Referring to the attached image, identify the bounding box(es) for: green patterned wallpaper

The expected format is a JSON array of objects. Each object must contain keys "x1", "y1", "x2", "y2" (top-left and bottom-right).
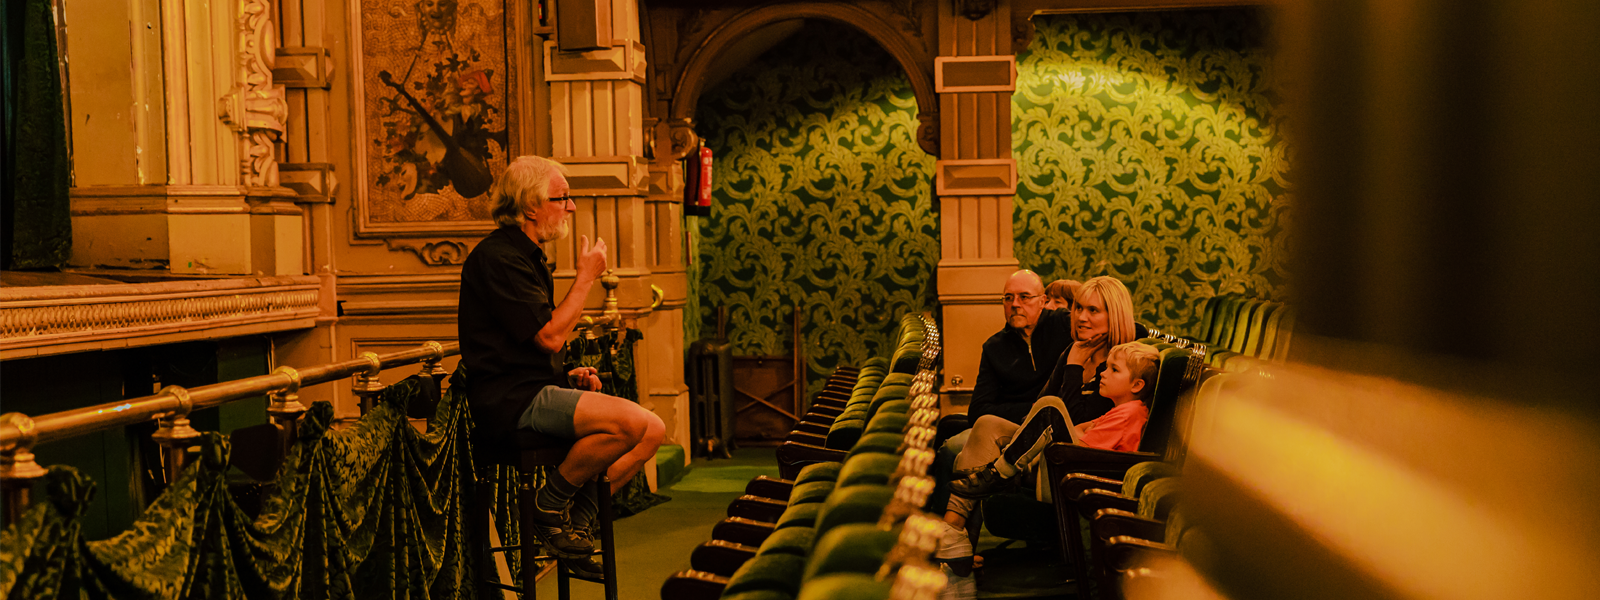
[
  {"x1": 693, "y1": 21, "x2": 938, "y2": 395},
  {"x1": 1014, "y1": 11, "x2": 1290, "y2": 335}
]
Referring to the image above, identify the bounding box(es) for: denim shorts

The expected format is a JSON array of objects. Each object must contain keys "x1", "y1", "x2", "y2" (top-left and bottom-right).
[{"x1": 516, "y1": 385, "x2": 585, "y2": 439}]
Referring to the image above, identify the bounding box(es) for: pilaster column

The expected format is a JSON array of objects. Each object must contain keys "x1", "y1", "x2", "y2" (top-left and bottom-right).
[
  {"x1": 65, "y1": 0, "x2": 298, "y2": 276},
  {"x1": 935, "y1": 0, "x2": 1020, "y2": 402}
]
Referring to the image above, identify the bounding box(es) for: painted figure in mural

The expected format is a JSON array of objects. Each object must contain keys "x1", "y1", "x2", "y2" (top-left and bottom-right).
[{"x1": 458, "y1": 156, "x2": 665, "y2": 577}]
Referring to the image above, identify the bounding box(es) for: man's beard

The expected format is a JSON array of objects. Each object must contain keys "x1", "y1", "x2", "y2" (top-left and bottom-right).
[{"x1": 534, "y1": 217, "x2": 570, "y2": 242}]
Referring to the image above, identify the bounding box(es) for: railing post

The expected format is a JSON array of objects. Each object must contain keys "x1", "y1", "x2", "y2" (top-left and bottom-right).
[
  {"x1": 0, "y1": 412, "x2": 48, "y2": 526},
  {"x1": 268, "y1": 366, "x2": 307, "y2": 450},
  {"x1": 149, "y1": 385, "x2": 202, "y2": 486},
  {"x1": 352, "y1": 352, "x2": 386, "y2": 413},
  {"x1": 421, "y1": 341, "x2": 450, "y2": 386}
]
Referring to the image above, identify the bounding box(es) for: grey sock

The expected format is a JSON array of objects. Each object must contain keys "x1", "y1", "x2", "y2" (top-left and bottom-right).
[
  {"x1": 536, "y1": 470, "x2": 582, "y2": 514},
  {"x1": 569, "y1": 484, "x2": 599, "y2": 532}
]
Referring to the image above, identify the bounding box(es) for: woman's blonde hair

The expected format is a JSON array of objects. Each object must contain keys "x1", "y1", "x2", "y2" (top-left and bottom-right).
[
  {"x1": 490, "y1": 156, "x2": 569, "y2": 227},
  {"x1": 1077, "y1": 276, "x2": 1137, "y2": 346}
]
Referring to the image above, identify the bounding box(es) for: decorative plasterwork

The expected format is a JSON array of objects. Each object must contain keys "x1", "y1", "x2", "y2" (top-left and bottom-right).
[
  {"x1": 238, "y1": 0, "x2": 289, "y2": 187},
  {"x1": 0, "y1": 276, "x2": 321, "y2": 359},
  {"x1": 383, "y1": 238, "x2": 474, "y2": 266}
]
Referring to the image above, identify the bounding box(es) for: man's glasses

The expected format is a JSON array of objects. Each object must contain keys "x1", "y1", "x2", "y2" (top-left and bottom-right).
[
  {"x1": 549, "y1": 195, "x2": 574, "y2": 205},
  {"x1": 1001, "y1": 293, "x2": 1041, "y2": 304}
]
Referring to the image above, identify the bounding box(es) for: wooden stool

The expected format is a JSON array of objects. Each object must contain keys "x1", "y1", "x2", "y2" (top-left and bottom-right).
[{"x1": 474, "y1": 429, "x2": 619, "y2": 600}]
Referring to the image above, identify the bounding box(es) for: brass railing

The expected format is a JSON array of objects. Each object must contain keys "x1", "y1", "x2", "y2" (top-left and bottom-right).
[{"x1": 0, "y1": 340, "x2": 459, "y2": 525}]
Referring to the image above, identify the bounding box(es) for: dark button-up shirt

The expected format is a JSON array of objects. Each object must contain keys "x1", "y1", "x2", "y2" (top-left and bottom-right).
[{"x1": 459, "y1": 226, "x2": 562, "y2": 441}]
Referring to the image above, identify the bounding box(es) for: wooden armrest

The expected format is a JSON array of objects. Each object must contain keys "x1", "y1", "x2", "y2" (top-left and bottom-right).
[
  {"x1": 801, "y1": 413, "x2": 836, "y2": 426},
  {"x1": 793, "y1": 421, "x2": 829, "y2": 436},
  {"x1": 1091, "y1": 508, "x2": 1166, "y2": 543},
  {"x1": 775, "y1": 439, "x2": 847, "y2": 479},
  {"x1": 661, "y1": 570, "x2": 729, "y2": 600},
  {"x1": 785, "y1": 430, "x2": 826, "y2": 446},
  {"x1": 811, "y1": 398, "x2": 848, "y2": 411},
  {"x1": 1103, "y1": 536, "x2": 1176, "y2": 572},
  {"x1": 1043, "y1": 443, "x2": 1160, "y2": 481},
  {"x1": 727, "y1": 494, "x2": 788, "y2": 523},
  {"x1": 690, "y1": 539, "x2": 758, "y2": 577},
  {"x1": 711, "y1": 517, "x2": 776, "y2": 546},
  {"x1": 810, "y1": 405, "x2": 843, "y2": 418},
  {"x1": 1058, "y1": 473, "x2": 1124, "y2": 502},
  {"x1": 1077, "y1": 488, "x2": 1139, "y2": 519},
  {"x1": 744, "y1": 476, "x2": 794, "y2": 501}
]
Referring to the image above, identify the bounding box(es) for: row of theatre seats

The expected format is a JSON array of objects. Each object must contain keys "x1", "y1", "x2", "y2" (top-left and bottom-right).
[
  {"x1": 662, "y1": 294, "x2": 1292, "y2": 600},
  {"x1": 662, "y1": 313, "x2": 951, "y2": 600}
]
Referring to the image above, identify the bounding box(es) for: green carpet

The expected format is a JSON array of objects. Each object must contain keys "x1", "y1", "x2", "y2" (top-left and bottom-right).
[{"x1": 669, "y1": 464, "x2": 781, "y2": 493}]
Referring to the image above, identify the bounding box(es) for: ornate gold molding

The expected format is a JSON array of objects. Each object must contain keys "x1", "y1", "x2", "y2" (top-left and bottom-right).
[
  {"x1": 0, "y1": 276, "x2": 321, "y2": 359},
  {"x1": 382, "y1": 238, "x2": 474, "y2": 266},
  {"x1": 238, "y1": 0, "x2": 288, "y2": 187}
]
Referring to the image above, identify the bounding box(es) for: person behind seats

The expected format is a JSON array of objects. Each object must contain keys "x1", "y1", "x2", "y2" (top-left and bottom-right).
[
  {"x1": 458, "y1": 155, "x2": 665, "y2": 577},
  {"x1": 1043, "y1": 279, "x2": 1081, "y2": 312}
]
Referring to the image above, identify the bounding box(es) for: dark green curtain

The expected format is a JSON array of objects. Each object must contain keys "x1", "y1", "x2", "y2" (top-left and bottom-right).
[
  {"x1": 564, "y1": 328, "x2": 671, "y2": 516},
  {"x1": 0, "y1": 375, "x2": 480, "y2": 599},
  {"x1": 3, "y1": 0, "x2": 72, "y2": 269}
]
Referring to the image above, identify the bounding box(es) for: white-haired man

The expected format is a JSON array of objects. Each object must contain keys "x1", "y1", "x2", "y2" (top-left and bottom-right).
[{"x1": 458, "y1": 155, "x2": 664, "y2": 577}]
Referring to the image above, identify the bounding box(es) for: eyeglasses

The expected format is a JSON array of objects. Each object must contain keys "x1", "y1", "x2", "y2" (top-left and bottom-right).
[
  {"x1": 548, "y1": 195, "x2": 574, "y2": 205},
  {"x1": 1001, "y1": 293, "x2": 1041, "y2": 304}
]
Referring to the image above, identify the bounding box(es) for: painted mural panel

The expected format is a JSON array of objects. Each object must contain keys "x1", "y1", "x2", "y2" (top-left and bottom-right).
[
  {"x1": 694, "y1": 22, "x2": 938, "y2": 394},
  {"x1": 354, "y1": 0, "x2": 512, "y2": 234},
  {"x1": 1014, "y1": 11, "x2": 1291, "y2": 335}
]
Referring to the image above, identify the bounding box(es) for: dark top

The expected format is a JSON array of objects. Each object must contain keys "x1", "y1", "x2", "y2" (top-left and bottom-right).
[
  {"x1": 1038, "y1": 322, "x2": 1153, "y2": 426},
  {"x1": 969, "y1": 309, "x2": 1074, "y2": 424},
  {"x1": 459, "y1": 226, "x2": 563, "y2": 441}
]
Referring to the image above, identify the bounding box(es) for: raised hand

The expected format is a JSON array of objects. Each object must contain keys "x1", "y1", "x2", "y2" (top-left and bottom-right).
[
  {"x1": 577, "y1": 235, "x2": 608, "y2": 282},
  {"x1": 1065, "y1": 332, "x2": 1109, "y2": 367}
]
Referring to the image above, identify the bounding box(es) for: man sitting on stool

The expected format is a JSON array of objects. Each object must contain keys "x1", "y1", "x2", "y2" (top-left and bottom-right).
[{"x1": 458, "y1": 155, "x2": 665, "y2": 577}]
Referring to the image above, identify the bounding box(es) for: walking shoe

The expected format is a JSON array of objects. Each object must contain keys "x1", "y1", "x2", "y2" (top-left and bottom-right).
[
  {"x1": 948, "y1": 462, "x2": 1018, "y2": 498},
  {"x1": 527, "y1": 505, "x2": 596, "y2": 559},
  {"x1": 561, "y1": 555, "x2": 606, "y2": 581}
]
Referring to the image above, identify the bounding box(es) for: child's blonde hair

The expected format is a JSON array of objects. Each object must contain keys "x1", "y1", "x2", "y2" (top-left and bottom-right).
[{"x1": 1109, "y1": 342, "x2": 1161, "y2": 400}]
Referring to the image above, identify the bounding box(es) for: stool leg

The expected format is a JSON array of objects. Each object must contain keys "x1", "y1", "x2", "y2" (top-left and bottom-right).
[
  {"x1": 471, "y1": 471, "x2": 497, "y2": 600},
  {"x1": 598, "y1": 475, "x2": 618, "y2": 600},
  {"x1": 558, "y1": 564, "x2": 570, "y2": 599},
  {"x1": 519, "y1": 474, "x2": 538, "y2": 600}
]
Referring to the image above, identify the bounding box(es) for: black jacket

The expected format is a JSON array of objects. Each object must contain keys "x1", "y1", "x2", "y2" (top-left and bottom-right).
[{"x1": 969, "y1": 309, "x2": 1074, "y2": 424}]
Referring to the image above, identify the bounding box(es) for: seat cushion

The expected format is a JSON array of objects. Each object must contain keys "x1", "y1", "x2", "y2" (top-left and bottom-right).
[
  {"x1": 794, "y1": 462, "x2": 842, "y2": 485},
  {"x1": 789, "y1": 480, "x2": 836, "y2": 505},
  {"x1": 724, "y1": 554, "x2": 807, "y2": 596},
  {"x1": 844, "y1": 432, "x2": 904, "y2": 459},
  {"x1": 803, "y1": 523, "x2": 898, "y2": 581},
  {"x1": 797, "y1": 573, "x2": 891, "y2": 600},
  {"x1": 725, "y1": 591, "x2": 794, "y2": 600},
  {"x1": 814, "y1": 484, "x2": 893, "y2": 537},
  {"x1": 756, "y1": 526, "x2": 816, "y2": 557},
  {"x1": 776, "y1": 502, "x2": 823, "y2": 529},
  {"x1": 835, "y1": 453, "x2": 900, "y2": 488}
]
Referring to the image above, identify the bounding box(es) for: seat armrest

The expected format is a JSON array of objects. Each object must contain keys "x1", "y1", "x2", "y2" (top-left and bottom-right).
[
  {"x1": 1059, "y1": 473, "x2": 1124, "y2": 502},
  {"x1": 661, "y1": 570, "x2": 729, "y2": 600},
  {"x1": 1103, "y1": 536, "x2": 1176, "y2": 572},
  {"x1": 744, "y1": 476, "x2": 794, "y2": 501},
  {"x1": 793, "y1": 421, "x2": 829, "y2": 436},
  {"x1": 785, "y1": 430, "x2": 826, "y2": 446},
  {"x1": 1043, "y1": 443, "x2": 1161, "y2": 488},
  {"x1": 775, "y1": 440, "x2": 847, "y2": 479},
  {"x1": 810, "y1": 405, "x2": 843, "y2": 418},
  {"x1": 711, "y1": 517, "x2": 776, "y2": 546},
  {"x1": 1091, "y1": 508, "x2": 1166, "y2": 543},
  {"x1": 1077, "y1": 488, "x2": 1139, "y2": 519},
  {"x1": 727, "y1": 494, "x2": 788, "y2": 523},
  {"x1": 690, "y1": 540, "x2": 758, "y2": 577}
]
